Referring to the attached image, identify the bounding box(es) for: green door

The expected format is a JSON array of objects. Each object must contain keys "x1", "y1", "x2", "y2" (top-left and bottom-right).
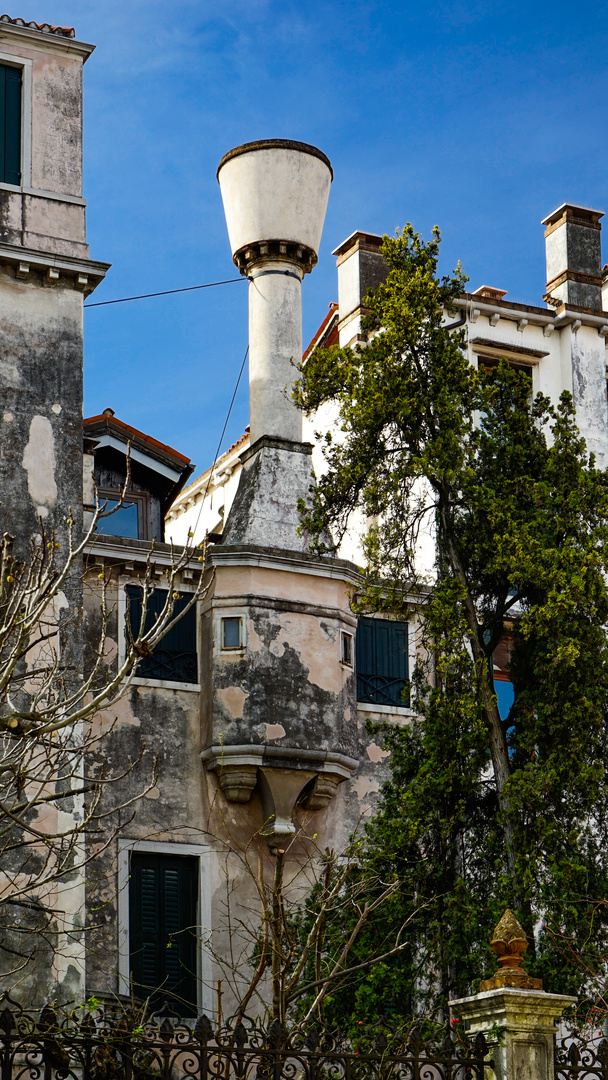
[{"x1": 129, "y1": 852, "x2": 198, "y2": 1017}]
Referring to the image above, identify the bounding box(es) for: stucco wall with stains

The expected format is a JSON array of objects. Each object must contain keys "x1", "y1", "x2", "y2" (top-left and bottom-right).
[
  {"x1": 0, "y1": 28, "x2": 89, "y2": 257},
  {"x1": 0, "y1": 23, "x2": 106, "y2": 1007},
  {"x1": 79, "y1": 551, "x2": 404, "y2": 1012}
]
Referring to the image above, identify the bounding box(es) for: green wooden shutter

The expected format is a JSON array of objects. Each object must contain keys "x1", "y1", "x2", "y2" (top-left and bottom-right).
[
  {"x1": 129, "y1": 852, "x2": 198, "y2": 1017},
  {"x1": 126, "y1": 585, "x2": 198, "y2": 683},
  {"x1": 0, "y1": 64, "x2": 21, "y2": 186},
  {"x1": 356, "y1": 618, "x2": 409, "y2": 707}
]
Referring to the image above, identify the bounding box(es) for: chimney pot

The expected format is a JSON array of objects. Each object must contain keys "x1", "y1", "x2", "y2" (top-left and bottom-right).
[{"x1": 473, "y1": 285, "x2": 507, "y2": 302}]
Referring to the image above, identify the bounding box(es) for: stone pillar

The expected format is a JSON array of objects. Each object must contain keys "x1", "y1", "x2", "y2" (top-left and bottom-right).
[
  {"x1": 452, "y1": 987, "x2": 575, "y2": 1080},
  {"x1": 451, "y1": 911, "x2": 575, "y2": 1080}
]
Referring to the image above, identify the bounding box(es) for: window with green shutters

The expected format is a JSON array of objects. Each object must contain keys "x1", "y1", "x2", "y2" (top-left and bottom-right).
[
  {"x1": 0, "y1": 63, "x2": 21, "y2": 186},
  {"x1": 356, "y1": 617, "x2": 410, "y2": 708},
  {"x1": 129, "y1": 852, "x2": 198, "y2": 1017},
  {"x1": 126, "y1": 585, "x2": 198, "y2": 684}
]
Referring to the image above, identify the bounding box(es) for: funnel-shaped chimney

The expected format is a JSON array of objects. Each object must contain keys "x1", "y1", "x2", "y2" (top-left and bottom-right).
[{"x1": 218, "y1": 140, "x2": 332, "y2": 446}]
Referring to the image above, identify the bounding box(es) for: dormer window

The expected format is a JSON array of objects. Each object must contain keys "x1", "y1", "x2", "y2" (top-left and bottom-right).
[{"x1": 84, "y1": 408, "x2": 193, "y2": 544}]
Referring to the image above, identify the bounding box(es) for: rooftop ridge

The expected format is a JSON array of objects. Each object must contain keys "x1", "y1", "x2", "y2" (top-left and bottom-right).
[
  {"x1": 169, "y1": 427, "x2": 251, "y2": 507},
  {"x1": 83, "y1": 408, "x2": 191, "y2": 466},
  {"x1": 0, "y1": 14, "x2": 75, "y2": 37}
]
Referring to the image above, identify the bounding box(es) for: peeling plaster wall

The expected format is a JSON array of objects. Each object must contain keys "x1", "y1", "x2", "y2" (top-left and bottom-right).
[
  {"x1": 83, "y1": 572, "x2": 207, "y2": 993},
  {"x1": 0, "y1": 39, "x2": 88, "y2": 256},
  {"x1": 81, "y1": 558, "x2": 395, "y2": 1010},
  {"x1": 31, "y1": 52, "x2": 84, "y2": 198},
  {"x1": 0, "y1": 28, "x2": 97, "y2": 1006},
  {"x1": 567, "y1": 324, "x2": 608, "y2": 468},
  {"x1": 202, "y1": 555, "x2": 359, "y2": 761},
  {"x1": 0, "y1": 277, "x2": 84, "y2": 551}
]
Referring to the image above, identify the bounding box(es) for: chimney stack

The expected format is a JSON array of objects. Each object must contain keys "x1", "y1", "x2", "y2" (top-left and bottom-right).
[
  {"x1": 542, "y1": 203, "x2": 604, "y2": 310},
  {"x1": 217, "y1": 139, "x2": 332, "y2": 550},
  {"x1": 218, "y1": 139, "x2": 332, "y2": 446},
  {"x1": 333, "y1": 231, "x2": 388, "y2": 347}
]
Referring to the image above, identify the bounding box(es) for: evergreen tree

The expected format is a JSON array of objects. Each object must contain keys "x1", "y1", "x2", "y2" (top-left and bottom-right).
[{"x1": 294, "y1": 227, "x2": 608, "y2": 1022}]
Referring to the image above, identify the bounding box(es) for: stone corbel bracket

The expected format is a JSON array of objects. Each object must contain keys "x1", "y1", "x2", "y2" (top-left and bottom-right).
[{"x1": 201, "y1": 744, "x2": 358, "y2": 840}]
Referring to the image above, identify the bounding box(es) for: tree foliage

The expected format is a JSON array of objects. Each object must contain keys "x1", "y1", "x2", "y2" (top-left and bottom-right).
[{"x1": 294, "y1": 226, "x2": 608, "y2": 1021}]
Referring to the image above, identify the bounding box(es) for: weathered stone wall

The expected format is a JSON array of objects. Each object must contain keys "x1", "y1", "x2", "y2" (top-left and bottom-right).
[
  {"x1": 0, "y1": 24, "x2": 105, "y2": 1007},
  {"x1": 80, "y1": 551, "x2": 401, "y2": 1014}
]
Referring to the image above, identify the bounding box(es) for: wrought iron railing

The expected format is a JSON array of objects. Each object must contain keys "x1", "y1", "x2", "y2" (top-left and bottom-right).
[
  {"x1": 135, "y1": 647, "x2": 197, "y2": 684},
  {"x1": 555, "y1": 1030, "x2": 608, "y2": 1080},
  {"x1": 0, "y1": 996, "x2": 490, "y2": 1080},
  {"x1": 357, "y1": 673, "x2": 410, "y2": 708}
]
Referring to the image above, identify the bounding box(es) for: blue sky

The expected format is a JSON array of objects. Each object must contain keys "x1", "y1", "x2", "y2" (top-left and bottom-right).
[{"x1": 18, "y1": 0, "x2": 608, "y2": 476}]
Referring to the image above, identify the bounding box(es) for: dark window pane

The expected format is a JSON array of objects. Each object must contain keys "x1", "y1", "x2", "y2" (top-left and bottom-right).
[
  {"x1": 129, "y1": 852, "x2": 198, "y2": 1017},
  {"x1": 126, "y1": 585, "x2": 198, "y2": 684},
  {"x1": 98, "y1": 499, "x2": 139, "y2": 539},
  {"x1": 0, "y1": 64, "x2": 21, "y2": 186},
  {"x1": 221, "y1": 617, "x2": 241, "y2": 649},
  {"x1": 356, "y1": 618, "x2": 409, "y2": 707},
  {"x1": 341, "y1": 632, "x2": 353, "y2": 666}
]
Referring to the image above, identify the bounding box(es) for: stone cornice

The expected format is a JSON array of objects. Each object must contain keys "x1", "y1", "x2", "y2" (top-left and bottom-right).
[
  {"x1": 201, "y1": 743, "x2": 359, "y2": 778},
  {"x1": 0, "y1": 21, "x2": 95, "y2": 60},
  {"x1": 209, "y1": 543, "x2": 362, "y2": 585},
  {"x1": 451, "y1": 987, "x2": 577, "y2": 1028},
  {"x1": 456, "y1": 294, "x2": 608, "y2": 332},
  {"x1": 0, "y1": 242, "x2": 110, "y2": 295},
  {"x1": 85, "y1": 534, "x2": 203, "y2": 577}
]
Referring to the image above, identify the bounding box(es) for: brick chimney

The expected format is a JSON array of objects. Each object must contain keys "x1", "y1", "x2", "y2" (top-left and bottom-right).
[{"x1": 542, "y1": 203, "x2": 604, "y2": 310}]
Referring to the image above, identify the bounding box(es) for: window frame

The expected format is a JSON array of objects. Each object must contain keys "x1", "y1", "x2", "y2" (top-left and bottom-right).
[
  {"x1": 473, "y1": 348, "x2": 540, "y2": 402},
  {"x1": 218, "y1": 612, "x2": 246, "y2": 654},
  {"x1": 340, "y1": 629, "x2": 354, "y2": 668},
  {"x1": 355, "y1": 615, "x2": 413, "y2": 711},
  {"x1": 0, "y1": 52, "x2": 31, "y2": 191},
  {"x1": 97, "y1": 488, "x2": 150, "y2": 541},
  {"x1": 118, "y1": 578, "x2": 201, "y2": 692},
  {"x1": 117, "y1": 839, "x2": 213, "y2": 1016},
  {"x1": 476, "y1": 354, "x2": 534, "y2": 381}
]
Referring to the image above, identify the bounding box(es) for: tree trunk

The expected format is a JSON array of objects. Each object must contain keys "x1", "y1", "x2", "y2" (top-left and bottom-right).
[
  {"x1": 271, "y1": 849, "x2": 285, "y2": 1023},
  {"x1": 440, "y1": 502, "x2": 520, "y2": 899}
]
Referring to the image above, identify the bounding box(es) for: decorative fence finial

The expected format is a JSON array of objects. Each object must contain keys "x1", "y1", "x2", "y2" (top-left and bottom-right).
[{"x1": 479, "y1": 908, "x2": 543, "y2": 991}]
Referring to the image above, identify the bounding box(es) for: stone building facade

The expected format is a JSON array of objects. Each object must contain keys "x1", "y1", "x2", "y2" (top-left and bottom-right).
[{"x1": 2, "y1": 19, "x2": 608, "y2": 1019}]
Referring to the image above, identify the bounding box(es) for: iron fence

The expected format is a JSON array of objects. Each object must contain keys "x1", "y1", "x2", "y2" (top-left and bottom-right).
[
  {"x1": 555, "y1": 1030, "x2": 608, "y2": 1080},
  {"x1": 0, "y1": 996, "x2": 490, "y2": 1080}
]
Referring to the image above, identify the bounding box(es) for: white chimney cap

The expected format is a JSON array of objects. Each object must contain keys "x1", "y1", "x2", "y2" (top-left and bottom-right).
[{"x1": 217, "y1": 139, "x2": 332, "y2": 263}]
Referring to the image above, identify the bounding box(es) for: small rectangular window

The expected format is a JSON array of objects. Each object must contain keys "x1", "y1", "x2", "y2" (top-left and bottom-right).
[
  {"x1": 0, "y1": 63, "x2": 21, "y2": 186},
  {"x1": 129, "y1": 851, "x2": 198, "y2": 1017},
  {"x1": 221, "y1": 616, "x2": 243, "y2": 651},
  {"x1": 356, "y1": 617, "x2": 409, "y2": 707},
  {"x1": 126, "y1": 585, "x2": 198, "y2": 684},
  {"x1": 341, "y1": 631, "x2": 353, "y2": 667}
]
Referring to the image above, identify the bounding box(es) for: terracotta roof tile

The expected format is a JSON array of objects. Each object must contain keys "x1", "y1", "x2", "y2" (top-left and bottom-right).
[
  {"x1": 0, "y1": 14, "x2": 75, "y2": 37},
  {"x1": 175, "y1": 426, "x2": 250, "y2": 500},
  {"x1": 83, "y1": 407, "x2": 191, "y2": 466},
  {"x1": 303, "y1": 302, "x2": 339, "y2": 361}
]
